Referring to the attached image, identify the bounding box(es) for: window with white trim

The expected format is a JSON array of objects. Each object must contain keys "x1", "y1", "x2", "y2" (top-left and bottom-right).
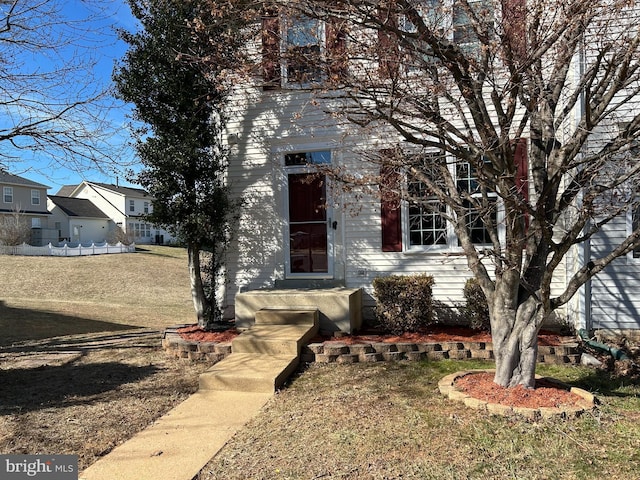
[
  {"x1": 404, "y1": 155, "x2": 497, "y2": 250},
  {"x1": 144, "y1": 201, "x2": 149, "y2": 214},
  {"x1": 630, "y1": 202, "x2": 640, "y2": 260},
  {"x1": 129, "y1": 200, "x2": 135, "y2": 212},
  {"x1": 31, "y1": 189, "x2": 40, "y2": 205},
  {"x1": 284, "y1": 14, "x2": 324, "y2": 85},
  {"x1": 3, "y1": 186, "x2": 13, "y2": 203},
  {"x1": 32, "y1": 218, "x2": 41, "y2": 228},
  {"x1": 396, "y1": 0, "x2": 493, "y2": 62},
  {"x1": 456, "y1": 160, "x2": 497, "y2": 244}
]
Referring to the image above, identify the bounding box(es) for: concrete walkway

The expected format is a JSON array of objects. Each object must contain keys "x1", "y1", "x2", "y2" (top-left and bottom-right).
[{"x1": 80, "y1": 309, "x2": 319, "y2": 480}]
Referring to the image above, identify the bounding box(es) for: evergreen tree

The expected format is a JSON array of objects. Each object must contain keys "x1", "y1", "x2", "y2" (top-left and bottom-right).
[{"x1": 114, "y1": 0, "x2": 251, "y2": 328}]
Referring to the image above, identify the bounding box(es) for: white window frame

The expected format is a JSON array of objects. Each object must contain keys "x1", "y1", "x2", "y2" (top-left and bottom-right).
[
  {"x1": 3, "y1": 186, "x2": 13, "y2": 203},
  {"x1": 403, "y1": 155, "x2": 502, "y2": 253},
  {"x1": 627, "y1": 202, "x2": 640, "y2": 262},
  {"x1": 31, "y1": 217, "x2": 41, "y2": 228},
  {"x1": 282, "y1": 14, "x2": 326, "y2": 87},
  {"x1": 31, "y1": 189, "x2": 40, "y2": 205},
  {"x1": 129, "y1": 199, "x2": 135, "y2": 212},
  {"x1": 397, "y1": 0, "x2": 493, "y2": 65},
  {"x1": 144, "y1": 201, "x2": 149, "y2": 214}
]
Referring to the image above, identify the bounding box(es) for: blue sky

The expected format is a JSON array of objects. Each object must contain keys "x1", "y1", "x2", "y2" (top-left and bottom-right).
[{"x1": 4, "y1": 0, "x2": 141, "y2": 193}]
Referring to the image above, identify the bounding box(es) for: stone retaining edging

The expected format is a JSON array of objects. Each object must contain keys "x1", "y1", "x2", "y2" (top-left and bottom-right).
[
  {"x1": 162, "y1": 328, "x2": 581, "y2": 366},
  {"x1": 162, "y1": 331, "x2": 233, "y2": 363},
  {"x1": 300, "y1": 340, "x2": 581, "y2": 365},
  {"x1": 438, "y1": 369, "x2": 597, "y2": 419}
]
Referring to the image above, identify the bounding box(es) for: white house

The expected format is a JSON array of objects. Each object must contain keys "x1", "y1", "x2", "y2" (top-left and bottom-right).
[
  {"x1": 219, "y1": 1, "x2": 640, "y2": 337},
  {"x1": 47, "y1": 195, "x2": 113, "y2": 244},
  {"x1": 57, "y1": 182, "x2": 174, "y2": 245}
]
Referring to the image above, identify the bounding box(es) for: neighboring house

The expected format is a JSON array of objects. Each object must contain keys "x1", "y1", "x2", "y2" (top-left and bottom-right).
[
  {"x1": 0, "y1": 172, "x2": 56, "y2": 246},
  {"x1": 220, "y1": 4, "x2": 640, "y2": 336},
  {"x1": 47, "y1": 196, "x2": 113, "y2": 244},
  {"x1": 57, "y1": 181, "x2": 174, "y2": 245}
]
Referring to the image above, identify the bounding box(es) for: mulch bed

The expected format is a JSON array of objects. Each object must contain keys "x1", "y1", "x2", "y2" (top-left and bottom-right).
[
  {"x1": 455, "y1": 371, "x2": 584, "y2": 408},
  {"x1": 177, "y1": 324, "x2": 568, "y2": 347}
]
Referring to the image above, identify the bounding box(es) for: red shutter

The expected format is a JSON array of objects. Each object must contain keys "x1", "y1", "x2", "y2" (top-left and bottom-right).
[
  {"x1": 377, "y1": 1, "x2": 399, "y2": 79},
  {"x1": 262, "y1": 10, "x2": 281, "y2": 90},
  {"x1": 514, "y1": 138, "x2": 528, "y2": 200},
  {"x1": 380, "y1": 166, "x2": 403, "y2": 252},
  {"x1": 502, "y1": 0, "x2": 526, "y2": 58},
  {"x1": 326, "y1": 15, "x2": 347, "y2": 81}
]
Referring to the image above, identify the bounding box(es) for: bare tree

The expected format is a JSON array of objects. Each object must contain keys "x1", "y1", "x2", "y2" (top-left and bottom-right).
[
  {"x1": 0, "y1": 206, "x2": 31, "y2": 246},
  {"x1": 282, "y1": 0, "x2": 640, "y2": 387},
  {"x1": 0, "y1": 0, "x2": 132, "y2": 176}
]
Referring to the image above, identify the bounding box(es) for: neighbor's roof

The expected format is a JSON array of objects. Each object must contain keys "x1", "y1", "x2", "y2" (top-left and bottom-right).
[
  {"x1": 48, "y1": 196, "x2": 110, "y2": 219},
  {"x1": 55, "y1": 185, "x2": 78, "y2": 197},
  {"x1": 88, "y1": 182, "x2": 150, "y2": 197},
  {"x1": 0, "y1": 172, "x2": 49, "y2": 189},
  {"x1": 55, "y1": 182, "x2": 150, "y2": 198}
]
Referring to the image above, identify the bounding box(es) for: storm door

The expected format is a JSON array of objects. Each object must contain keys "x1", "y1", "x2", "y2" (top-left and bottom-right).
[{"x1": 285, "y1": 151, "x2": 333, "y2": 277}]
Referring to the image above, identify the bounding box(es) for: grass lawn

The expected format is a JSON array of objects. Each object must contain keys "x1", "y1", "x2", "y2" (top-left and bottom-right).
[
  {"x1": 1, "y1": 246, "x2": 640, "y2": 478},
  {"x1": 0, "y1": 245, "x2": 194, "y2": 345}
]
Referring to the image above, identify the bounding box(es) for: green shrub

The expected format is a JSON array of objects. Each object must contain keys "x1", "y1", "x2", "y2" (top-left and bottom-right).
[
  {"x1": 372, "y1": 274, "x2": 435, "y2": 334},
  {"x1": 462, "y1": 278, "x2": 490, "y2": 331}
]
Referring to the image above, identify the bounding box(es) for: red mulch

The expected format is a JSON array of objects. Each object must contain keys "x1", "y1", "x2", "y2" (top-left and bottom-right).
[
  {"x1": 177, "y1": 324, "x2": 568, "y2": 346},
  {"x1": 318, "y1": 325, "x2": 567, "y2": 346},
  {"x1": 177, "y1": 325, "x2": 240, "y2": 343},
  {"x1": 455, "y1": 371, "x2": 584, "y2": 408}
]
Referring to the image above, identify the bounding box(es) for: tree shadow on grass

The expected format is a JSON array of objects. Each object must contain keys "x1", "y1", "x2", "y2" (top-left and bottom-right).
[
  {"x1": 0, "y1": 301, "x2": 139, "y2": 348},
  {"x1": 0, "y1": 361, "x2": 160, "y2": 414},
  {"x1": 568, "y1": 367, "x2": 640, "y2": 397}
]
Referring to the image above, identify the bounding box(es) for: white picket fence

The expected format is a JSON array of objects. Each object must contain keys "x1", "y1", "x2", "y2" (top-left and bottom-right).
[{"x1": 0, "y1": 242, "x2": 136, "y2": 257}]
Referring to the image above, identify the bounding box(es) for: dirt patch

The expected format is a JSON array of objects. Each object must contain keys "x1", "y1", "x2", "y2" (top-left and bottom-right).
[{"x1": 455, "y1": 371, "x2": 585, "y2": 408}]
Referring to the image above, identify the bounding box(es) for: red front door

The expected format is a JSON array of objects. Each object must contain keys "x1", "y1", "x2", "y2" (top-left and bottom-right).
[{"x1": 287, "y1": 173, "x2": 329, "y2": 274}]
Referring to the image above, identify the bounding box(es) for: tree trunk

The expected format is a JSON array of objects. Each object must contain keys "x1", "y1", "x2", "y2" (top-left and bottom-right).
[
  {"x1": 490, "y1": 293, "x2": 545, "y2": 388},
  {"x1": 187, "y1": 243, "x2": 208, "y2": 328}
]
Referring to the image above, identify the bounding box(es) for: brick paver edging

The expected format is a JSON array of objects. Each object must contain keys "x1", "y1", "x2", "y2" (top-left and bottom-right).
[
  {"x1": 438, "y1": 369, "x2": 597, "y2": 419},
  {"x1": 162, "y1": 328, "x2": 581, "y2": 365},
  {"x1": 162, "y1": 331, "x2": 234, "y2": 363},
  {"x1": 300, "y1": 340, "x2": 580, "y2": 364}
]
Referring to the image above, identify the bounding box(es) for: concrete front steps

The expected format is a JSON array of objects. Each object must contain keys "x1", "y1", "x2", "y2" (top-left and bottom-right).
[
  {"x1": 80, "y1": 308, "x2": 319, "y2": 480},
  {"x1": 199, "y1": 308, "x2": 319, "y2": 393}
]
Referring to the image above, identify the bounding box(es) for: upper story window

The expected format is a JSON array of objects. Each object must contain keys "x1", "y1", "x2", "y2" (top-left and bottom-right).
[
  {"x1": 3, "y1": 186, "x2": 13, "y2": 203},
  {"x1": 261, "y1": 9, "x2": 346, "y2": 90},
  {"x1": 31, "y1": 190, "x2": 40, "y2": 205},
  {"x1": 285, "y1": 15, "x2": 324, "y2": 85},
  {"x1": 32, "y1": 218, "x2": 41, "y2": 228},
  {"x1": 144, "y1": 202, "x2": 150, "y2": 214},
  {"x1": 453, "y1": 0, "x2": 493, "y2": 54},
  {"x1": 129, "y1": 200, "x2": 135, "y2": 212}
]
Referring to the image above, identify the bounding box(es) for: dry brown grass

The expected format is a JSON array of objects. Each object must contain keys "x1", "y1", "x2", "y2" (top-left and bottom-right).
[
  {"x1": 3, "y1": 246, "x2": 640, "y2": 479},
  {"x1": 197, "y1": 361, "x2": 640, "y2": 480},
  {"x1": 0, "y1": 246, "x2": 194, "y2": 345},
  {"x1": 0, "y1": 246, "x2": 209, "y2": 470}
]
